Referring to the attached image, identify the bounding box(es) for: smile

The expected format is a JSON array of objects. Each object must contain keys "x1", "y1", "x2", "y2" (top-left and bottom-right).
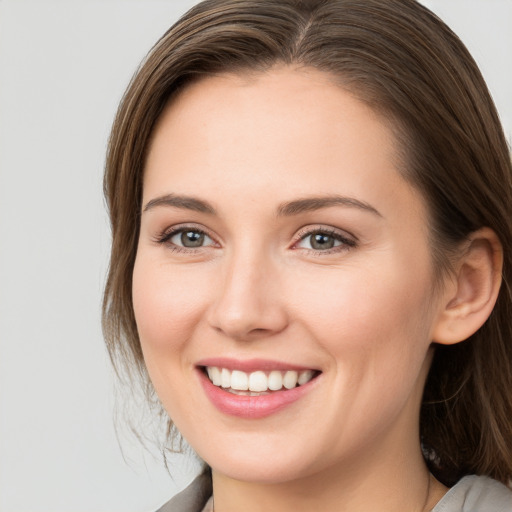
[
  {"x1": 205, "y1": 367, "x2": 317, "y2": 395},
  {"x1": 197, "y1": 360, "x2": 321, "y2": 419}
]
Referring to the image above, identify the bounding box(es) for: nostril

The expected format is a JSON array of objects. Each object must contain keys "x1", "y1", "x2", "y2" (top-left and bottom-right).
[{"x1": 206, "y1": 279, "x2": 289, "y2": 340}]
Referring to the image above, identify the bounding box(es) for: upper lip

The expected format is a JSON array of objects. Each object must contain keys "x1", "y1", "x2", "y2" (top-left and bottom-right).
[{"x1": 196, "y1": 357, "x2": 320, "y2": 373}]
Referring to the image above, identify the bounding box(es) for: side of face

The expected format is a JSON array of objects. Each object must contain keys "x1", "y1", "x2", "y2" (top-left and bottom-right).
[{"x1": 132, "y1": 67, "x2": 452, "y2": 483}]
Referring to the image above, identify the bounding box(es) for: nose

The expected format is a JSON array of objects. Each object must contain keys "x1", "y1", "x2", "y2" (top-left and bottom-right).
[{"x1": 206, "y1": 249, "x2": 288, "y2": 341}]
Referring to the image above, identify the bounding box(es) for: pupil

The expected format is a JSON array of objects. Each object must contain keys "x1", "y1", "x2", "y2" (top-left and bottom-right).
[
  {"x1": 311, "y1": 233, "x2": 334, "y2": 250},
  {"x1": 181, "y1": 231, "x2": 205, "y2": 247}
]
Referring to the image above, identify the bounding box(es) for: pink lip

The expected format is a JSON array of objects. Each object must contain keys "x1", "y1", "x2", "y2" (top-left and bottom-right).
[
  {"x1": 197, "y1": 366, "x2": 320, "y2": 420},
  {"x1": 196, "y1": 357, "x2": 317, "y2": 373}
]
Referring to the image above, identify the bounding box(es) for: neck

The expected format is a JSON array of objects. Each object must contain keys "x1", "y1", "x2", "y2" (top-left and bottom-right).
[{"x1": 211, "y1": 443, "x2": 447, "y2": 512}]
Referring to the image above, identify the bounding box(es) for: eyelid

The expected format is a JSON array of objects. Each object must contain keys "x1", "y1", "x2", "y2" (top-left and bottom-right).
[
  {"x1": 155, "y1": 223, "x2": 219, "y2": 248},
  {"x1": 291, "y1": 225, "x2": 358, "y2": 251},
  {"x1": 153, "y1": 222, "x2": 357, "y2": 253}
]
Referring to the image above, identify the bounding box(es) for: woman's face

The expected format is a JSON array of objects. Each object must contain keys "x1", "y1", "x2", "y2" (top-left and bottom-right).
[{"x1": 133, "y1": 67, "x2": 445, "y2": 483}]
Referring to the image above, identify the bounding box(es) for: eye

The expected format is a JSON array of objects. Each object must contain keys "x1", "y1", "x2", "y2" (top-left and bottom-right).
[
  {"x1": 157, "y1": 226, "x2": 216, "y2": 250},
  {"x1": 295, "y1": 228, "x2": 356, "y2": 252},
  {"x1": 170, "y1": 229, "x2": 213, "y2": 248}
]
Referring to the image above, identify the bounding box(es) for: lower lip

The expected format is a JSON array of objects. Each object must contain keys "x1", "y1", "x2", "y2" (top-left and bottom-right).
[{"x1": 198, "y1": 369, "x2": 319, "y2": 419}]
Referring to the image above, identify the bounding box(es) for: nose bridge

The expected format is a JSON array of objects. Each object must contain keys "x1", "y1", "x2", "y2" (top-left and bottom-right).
[{"x1": 207, "y1": 240, "x2": 287, "y2": 340}]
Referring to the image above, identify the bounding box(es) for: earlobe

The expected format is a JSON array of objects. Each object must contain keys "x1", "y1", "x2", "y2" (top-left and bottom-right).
[{"x1": 432, "y1": 228, "x2": 503, "y2": 345}]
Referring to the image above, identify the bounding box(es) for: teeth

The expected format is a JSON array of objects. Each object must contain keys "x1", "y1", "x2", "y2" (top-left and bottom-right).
[
  {"x1": 283, "y1": 370, "x2": 298, "y2": 389},
  {"x1": 249, "y1": 371, "x2": 267, "y2": 392},
  {"x1": 268, "y1": 370, "x2": 283, "y2": 390},
  {"x1": 205, "y1": 367, "x2": 316, "y2": 392},
  {"x1": 207, "y1": 366, "x2": 222, "y2": 386},
  {"x1": 231, "y1": 370, "x2": 249, "y2": 391},
  {"x1": 221, "y1": 368, "x2": 231, "y2": 388},
  {"x1": 298, "y1": 369, "x2": 314, "y2": 385}
]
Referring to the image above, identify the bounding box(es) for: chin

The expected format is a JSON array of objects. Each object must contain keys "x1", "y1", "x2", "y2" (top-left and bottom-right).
[
  {"x1": 196, "y1": 437, "x2": 327, "y2": 484},
  {"x1": 209, "y1": 459, "x2": 315, "y2": 484}
]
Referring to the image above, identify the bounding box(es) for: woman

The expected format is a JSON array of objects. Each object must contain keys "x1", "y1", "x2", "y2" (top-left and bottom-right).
[{"x1": 102, "y1": 0, "x2": 512, "y2": 510}]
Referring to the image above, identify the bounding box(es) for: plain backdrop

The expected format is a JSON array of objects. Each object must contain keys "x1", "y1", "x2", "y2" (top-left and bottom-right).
[{"x1": 0, "y1": 1, "x2": 510, "y2": 511}]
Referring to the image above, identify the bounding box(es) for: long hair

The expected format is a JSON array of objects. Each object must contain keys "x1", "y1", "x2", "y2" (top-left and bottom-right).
[{"x1": 103, "y1": 0, "x2": 512, "y2": 485}]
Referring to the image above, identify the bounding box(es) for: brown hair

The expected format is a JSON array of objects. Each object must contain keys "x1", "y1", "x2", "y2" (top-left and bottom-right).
[{"x1": 103, "y1": 0, "x2": 512, "y2": 485}]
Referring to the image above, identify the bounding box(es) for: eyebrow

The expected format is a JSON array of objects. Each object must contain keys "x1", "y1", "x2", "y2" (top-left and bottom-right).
[
  {"x1": 143, "y1": 194, "x2": 216, "y2": 214},
  {"x1": 276, "y1": 196, "x2": 382, "y2": 217},
  {"x1": 142, "y1": 193, "x2": 381, "y2": 217}
]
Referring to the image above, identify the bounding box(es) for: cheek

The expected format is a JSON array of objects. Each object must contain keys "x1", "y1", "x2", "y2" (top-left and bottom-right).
[
  {"x1": 293, "y1": 263, "x2": 435, "y2": 439},
  {"x1": 132, "y1": 254, "x2": 210, "y2": 357},
  {"x1": 288, "y1": 257, "x2": 435, "y2": 382},
  {"x1": 131, "y1": 253, "x2": 214, "y2": 425}
]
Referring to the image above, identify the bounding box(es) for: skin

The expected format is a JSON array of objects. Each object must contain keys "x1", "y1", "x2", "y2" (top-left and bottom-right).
[{"x1": 133, "y1": 67, "x2": 456, "y2": 511}]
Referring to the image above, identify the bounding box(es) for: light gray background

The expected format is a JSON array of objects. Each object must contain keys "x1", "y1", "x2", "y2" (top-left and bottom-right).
[{"x1": 0, "y1": 1, "x2": 510, "y2": 511}]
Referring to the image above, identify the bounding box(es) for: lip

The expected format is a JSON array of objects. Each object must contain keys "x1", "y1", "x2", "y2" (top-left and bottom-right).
[
  {"x1": 196, "y1": 357, "x2": 318, "y2": 373},
  {"x1": 196, "y1": 360, "x2": 321, "y2": 419}
]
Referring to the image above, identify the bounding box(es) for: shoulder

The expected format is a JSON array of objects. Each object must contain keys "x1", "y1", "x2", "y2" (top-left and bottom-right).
[
  {"x1": 433, "y1": 475, "x2": 512, "y2": 512},
  {"x1": 155, "y1": 471, "x2": 212, "y2": 512}
]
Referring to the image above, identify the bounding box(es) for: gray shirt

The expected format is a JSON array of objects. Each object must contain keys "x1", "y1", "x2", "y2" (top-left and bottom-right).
[
  {"x1": 432, "y1": 475, "x2": 512, "y2": 511},
  {"x1": 157, "y1": 472, "x2": 512, "y2": 511}
]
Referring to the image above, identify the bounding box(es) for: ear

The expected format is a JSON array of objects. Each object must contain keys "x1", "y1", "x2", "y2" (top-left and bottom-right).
[{"x1": 432, "y1": 227, "x2": 503, "y2": 345}]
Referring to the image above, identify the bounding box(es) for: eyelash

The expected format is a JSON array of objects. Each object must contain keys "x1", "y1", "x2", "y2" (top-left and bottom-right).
[
  {"x1": 154, "y1": 224, "x2": 216, "y2": 254},
  {"x1": 293, "y1": 226, "x2": 357, "y2": 255},
  {"x1": 154, "y1": 225, "x2": 357, "y2": 255}
]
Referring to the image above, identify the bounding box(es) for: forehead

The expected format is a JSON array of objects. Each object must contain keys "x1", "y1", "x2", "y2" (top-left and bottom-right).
[
  {"x1": 144, "y1": 66, "x2": 426, "y2": 228},
  {"x1": 147, "y1": 67, "x2": 395, "y2": 176},
  {"x1": 152, "y1": 67, "x2": 393, "y2": 147}
]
